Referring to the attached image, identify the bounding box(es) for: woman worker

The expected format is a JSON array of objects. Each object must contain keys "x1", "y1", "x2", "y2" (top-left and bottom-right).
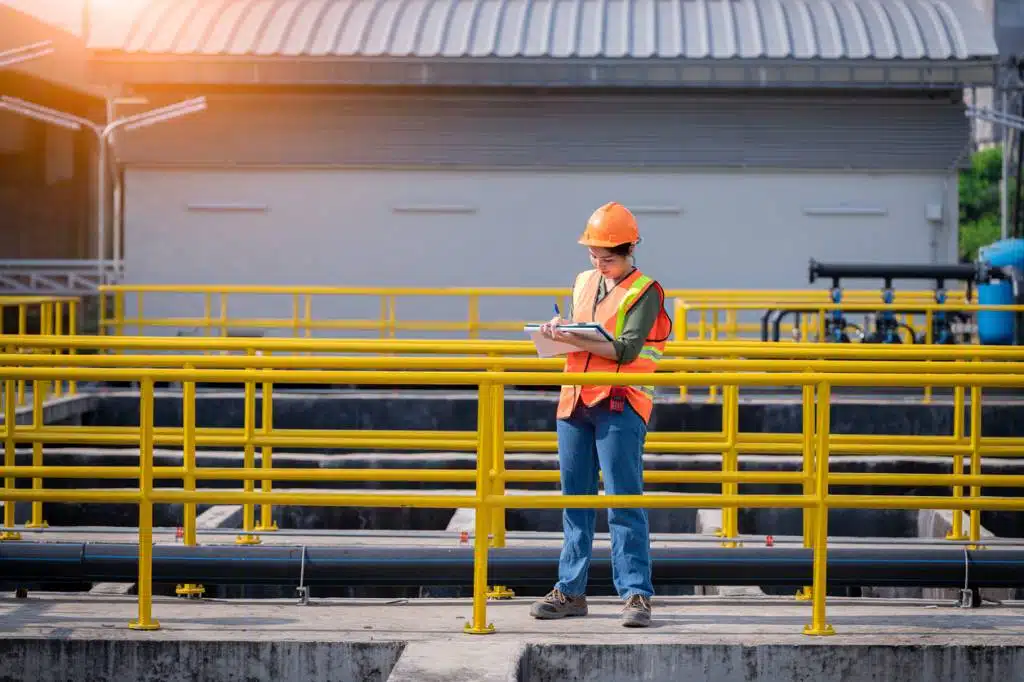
[{"x1": 530, "y1": 201, "x2": 672, "y2": 628}]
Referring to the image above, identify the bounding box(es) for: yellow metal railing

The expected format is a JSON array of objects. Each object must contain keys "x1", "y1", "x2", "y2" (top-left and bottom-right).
[
  {"x1": 673, "y1": 289, "x2": 972, "y2": 343},
  {"x1": 2, "y1": 355, "x2": 1023, "y2": 634},
  {"x1": 7, "y1": 333, "x2": 1021, "y2": 548},
  {"x1": 0, "y1": 295, "x2": 80, "y2": 407},
  {"x1": 98, "y1": 284, "x2": 970, "y2": 341},
  {"x1": 670, "y1": 299, "x2": 1024, "y2": 403},
  {"x1": 12, "y1": 325, "x2": 1024, "y2": 406},
  {"x1": 674, "y1": 299, "x2": 1023, "y2": 344},
  {"x1": 11, "y1": 332, "x2": 1024, "y2": 360},
  {"x1": 99, "y1": 284, "x2": 573, "y2": 339},
  {"x1": 4, "y1": 344, "x2": 1023, "y2": 544}
]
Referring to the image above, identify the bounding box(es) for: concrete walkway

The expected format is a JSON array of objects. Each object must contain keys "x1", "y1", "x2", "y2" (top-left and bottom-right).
[{"x1": 3, "y1": 593, "x2": 1024, "y2": 681}]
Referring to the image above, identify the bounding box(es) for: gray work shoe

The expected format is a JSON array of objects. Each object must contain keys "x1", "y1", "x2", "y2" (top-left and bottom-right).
[
  {"x1": 529, "y1": 589, "x2": 588, "y2": 619},
  {"x1": 621, "y1": 593, "x2": 652, "y2": 627}
]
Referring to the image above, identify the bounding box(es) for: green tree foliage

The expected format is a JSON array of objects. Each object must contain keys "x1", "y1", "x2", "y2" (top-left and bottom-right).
[{"x1": 959, "y1": 146, "x2": 1008, "y2": 261}]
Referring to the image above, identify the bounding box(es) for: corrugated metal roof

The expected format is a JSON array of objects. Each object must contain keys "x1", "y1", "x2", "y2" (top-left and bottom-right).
[{"x1": 88, "y1": 0, "x2": 997, "y2": 61}]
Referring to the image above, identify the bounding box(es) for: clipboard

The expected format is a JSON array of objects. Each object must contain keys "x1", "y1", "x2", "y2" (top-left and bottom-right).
[{"x1": 523, "y1": 323, "x2": 614, "y2": 358}]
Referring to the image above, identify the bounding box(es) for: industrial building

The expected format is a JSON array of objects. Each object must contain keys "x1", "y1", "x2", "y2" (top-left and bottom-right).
[
  {"x1": 77, "y1": 0, "x2": 996, "y2": 301},
  {"x1": 0, "y1": 0, "x2": 1006, "y2": 328}
]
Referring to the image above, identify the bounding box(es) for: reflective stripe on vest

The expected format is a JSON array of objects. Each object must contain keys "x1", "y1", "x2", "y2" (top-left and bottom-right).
[{"x1": 614, "y1": 273, "x2": 652, "y2": 336}]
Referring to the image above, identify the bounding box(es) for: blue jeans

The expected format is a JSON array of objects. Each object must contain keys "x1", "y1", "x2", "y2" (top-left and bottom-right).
[{"x1": 554, "y1": 400, "x2": 653, "y2": 600}]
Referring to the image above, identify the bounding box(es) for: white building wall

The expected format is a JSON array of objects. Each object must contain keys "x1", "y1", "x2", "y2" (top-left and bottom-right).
[{"x1": 121, "y1": 166, "x2": 957, "y2": 338}]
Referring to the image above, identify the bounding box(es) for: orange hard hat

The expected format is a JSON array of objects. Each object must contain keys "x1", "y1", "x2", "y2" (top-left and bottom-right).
[{"x1": 578, "y1": 202, "x2": 640, "y2": 248}]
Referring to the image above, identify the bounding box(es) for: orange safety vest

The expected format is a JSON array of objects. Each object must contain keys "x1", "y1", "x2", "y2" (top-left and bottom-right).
[{"x1": 556, "y1": 268, "x2": 672, "y2": 424}]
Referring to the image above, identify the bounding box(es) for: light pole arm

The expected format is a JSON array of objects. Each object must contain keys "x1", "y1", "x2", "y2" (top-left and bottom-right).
[
  {"x1": 100, "y1": 98, "x2": 208, "y2": 141},
  {"x1": 0, "y1": 41, "x2": 54, "y2": 68},
  {"x1": 95, "y1": 97, "x2": 208, "y2": 275},
  {"x1": 0, "y1": 96, "x2": 103, "y2": 136},
  {"x1": 0, "y1": 94, "x2": 207, "y2": 284}
]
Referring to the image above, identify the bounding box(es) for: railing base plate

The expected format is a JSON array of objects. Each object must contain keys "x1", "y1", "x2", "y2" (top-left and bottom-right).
[
  {"x1": 128, "y1": 620, "x2": 161, "y2": 631},
  {"x1": 803, "y1": 623, "x2": 836, "y2": 636},
  {"x1": 463, "y1": 622, "x2": 496, "y2": 635}
]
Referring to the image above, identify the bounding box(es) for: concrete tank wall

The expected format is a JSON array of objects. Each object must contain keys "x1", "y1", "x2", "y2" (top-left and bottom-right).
[
  {"x1": 0, "y1": 639, "x2": 404, "y2": 682},
  {"x1": 518, "y1": 643, "x2": 1024, "y2": 682}
]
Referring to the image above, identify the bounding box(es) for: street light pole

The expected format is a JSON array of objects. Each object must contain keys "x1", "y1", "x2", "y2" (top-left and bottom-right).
[
  {"x1": 0, "y1": 41, "x2": 54, "y2": 68},
  {"x1": 0, "y1": 95, "x2": 208, "y2": 284}
]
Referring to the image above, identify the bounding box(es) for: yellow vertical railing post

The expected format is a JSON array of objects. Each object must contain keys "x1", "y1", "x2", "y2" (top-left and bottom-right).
[
  {"x1": 68, "y1": 299, "x2": 78, "y2": 395},
  {"x1": 487, "y1": 378, "x2": 514, "y2": 599},
  {"x1": 947, "y1": 385, "x2": 968, "y2": 541},
  {"x1": 795, "y1": 383, "x2": 815, "y2": 601},
  {"x1": 708, "y1": 311, "x2": 720, "y2": 402},
  {"x1": 803, "y1": 381, "x2": 834, "y2": 637},
  {"x1": 203, "y1": 293, "x2": 213, "y2": 339},
  {"x1": 969, "y1": 384, "x2": 983, "y2": 549},
  {"x1": 1, "y1": 378, "x2": 19, "y2": 541},
  {"x1": 53, "y1": 302, "x2": 63, "y2": 398},
  {"x1": 720, "y1": 384, "x2": 739, "y2": 547},
  {"x1": 114, "y1": 291, "x2": 125, "y2": 341},
  {"x1": 183, "y1": 364, "x2": 197, "y2": 541},
  {"x1": 257, "y1": 360, "x2": 277, "y2": 532},
  {"x1": 675, "y1": 302, "x2": 689, "y2": 400},
  {"x1": 236, "y1": 350, "x2": 260, "y2": 545},
  {"x1": 16, "y1": 305, "x2": 26, "y2": 405},
  {"x1": 98, "y1": 290, "x2": 108, "y2": 336},
  {"x1": 378, "y1": 295, "x2": 388, "y2": 339},
  {"x1": 468, "y1": 295, "x2": 480, "y2": 339},
  {"x1": 489, "y1": 376, "x2": 506, "y2": 548},
  {"x1": 292, "y1": 294, "x2": 302, "y2": 338},
  {"x1": 923, "y1": 310, "x2": 934, "y2": 402},
  {"x1": 219, "y1": 295, "x2": 228, "y2": 337},
  {"x1": 673, "y1": 300, "x2": 686, "y2": 341},
  {"x1": 175, "y1": 363, "x2": 204, "y2": 598},
  {"x1": 40, "y1": 302, "x2": 52, "y2": 342},
  {"x1": 465, "y1": 381, "x2": 496, "y2": 635},
  {"x1": 303, "y1": 295, "x2": 312, "y2": 340},
  {"x1": 136, "y1": 293, "x2": 145, "y2": 337},
  {"x1": 25, "y1": 379, "x2": 46, "y2": 529},
  {"x1": 290, "y1": 292, "x2": 299, "y2": 337},
  {"x1": 387, "y1": 296, "x2": 397, "y2": 338},
  {"x1": 129, "y1": 377, "x2": 160, "y2": 630}
]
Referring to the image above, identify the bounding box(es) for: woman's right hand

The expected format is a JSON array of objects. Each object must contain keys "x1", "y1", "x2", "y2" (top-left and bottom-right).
[{"x1": 539, "y1": 316, "x2": 564, "y2": 339}]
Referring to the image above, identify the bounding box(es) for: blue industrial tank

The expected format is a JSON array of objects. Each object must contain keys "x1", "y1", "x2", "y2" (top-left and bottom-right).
[{"x1": 977, "y1": 238, "x2": 1024, "y2": 345}]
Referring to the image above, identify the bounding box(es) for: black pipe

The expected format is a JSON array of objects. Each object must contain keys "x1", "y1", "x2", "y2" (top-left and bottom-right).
[
  {"x1": 809, "y1": 259, "x2": 986, "y2": 285},
  {"x1": 759, "y1": 309, "x2": 777, "y2": 342},
  {"x1": 4, "y1": 542, "x2": 1024, "y2": 589},
  {"x1": 771, "y1": 310, "x2": 807, "y2": 342}
]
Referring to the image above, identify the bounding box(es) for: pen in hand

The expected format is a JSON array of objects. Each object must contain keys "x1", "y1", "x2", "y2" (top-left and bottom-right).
[{"x1": 541, "y1": 303, "x2": 562, "y2": 339}]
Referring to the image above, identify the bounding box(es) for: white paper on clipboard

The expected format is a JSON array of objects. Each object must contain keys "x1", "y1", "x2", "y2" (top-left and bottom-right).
[{"x1": 523, "y1": 323, "x2": 614, "y2": 358}]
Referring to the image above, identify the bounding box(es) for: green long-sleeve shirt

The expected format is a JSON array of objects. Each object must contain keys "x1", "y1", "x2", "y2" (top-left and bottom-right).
[{"x1": 566, "y1": 274, "x2": 664, "y2": 364}]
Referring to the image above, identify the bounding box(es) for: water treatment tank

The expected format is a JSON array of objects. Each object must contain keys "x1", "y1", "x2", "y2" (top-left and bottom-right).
[{"x1": 977, "y1": 238, "x2": 1024, "y2": 345}]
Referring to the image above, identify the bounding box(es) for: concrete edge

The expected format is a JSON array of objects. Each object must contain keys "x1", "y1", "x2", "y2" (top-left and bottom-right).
[{"x1": 387, "y1": 639, "x2": 525, "y2": 682}]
